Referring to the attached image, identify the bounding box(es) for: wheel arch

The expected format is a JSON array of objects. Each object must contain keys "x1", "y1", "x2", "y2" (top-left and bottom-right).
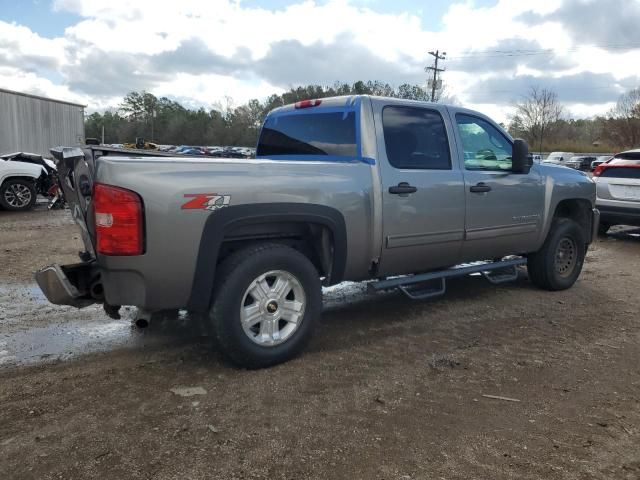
[
  {"x1": 187, "y1": 203, "x2": 347, "y2": 312},
  {"x1": 551, "y1": 198, "x2": 593, "y2": 243},
  {"x1": 1, "y1": 175, "x2": 38, "y2": 185}
]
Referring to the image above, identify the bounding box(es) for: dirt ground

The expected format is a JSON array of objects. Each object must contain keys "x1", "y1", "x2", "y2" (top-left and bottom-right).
[{"x1": 1, "y1": 206, "x2": 639, "y2": 480}]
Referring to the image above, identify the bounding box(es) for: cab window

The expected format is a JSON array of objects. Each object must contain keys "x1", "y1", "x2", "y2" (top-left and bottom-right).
[
  {"x1": 257, "y1": 112, "x2": 357, "y2": 157},
  {"x1": 456, "y1": 114, "x2": 512, "y2": 171},
  {"x1": 382, "y1": 106, "x2": 451, "y2": 170}
]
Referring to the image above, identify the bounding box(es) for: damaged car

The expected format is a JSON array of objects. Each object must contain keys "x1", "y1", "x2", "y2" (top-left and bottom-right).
[{"x1": 0, "y1": 152, "x2": 59, "y2": 211}]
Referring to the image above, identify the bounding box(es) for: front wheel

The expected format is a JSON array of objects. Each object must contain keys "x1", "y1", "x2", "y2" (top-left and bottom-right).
[
  {"x1": 0, "y1": 179, "x2": 37, "y2": 211},
  {"x1": 209, "y1": 243, "x2": 322, "y2": 368},
  {"x1": 527, "y1": 218, "x2": 586, "y2": 291}
]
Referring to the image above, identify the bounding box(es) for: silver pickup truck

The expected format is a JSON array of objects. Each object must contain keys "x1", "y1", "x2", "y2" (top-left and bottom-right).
[{"x1": 37, "y1": 95, "x2": 599, "y2": 368}]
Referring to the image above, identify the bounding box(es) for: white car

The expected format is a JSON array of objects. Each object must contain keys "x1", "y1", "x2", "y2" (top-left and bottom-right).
[
  {"x1": 543, "y1": 151, "x2": 575, "y2": 166},
  {"x1": 0, "y1": 153, "x2": 50, "y2": 211}
]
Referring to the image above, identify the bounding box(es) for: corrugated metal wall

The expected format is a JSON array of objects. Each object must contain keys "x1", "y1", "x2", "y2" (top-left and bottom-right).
[{"x1": 0, "y1": 89, "x2": 85, "y2": 157}]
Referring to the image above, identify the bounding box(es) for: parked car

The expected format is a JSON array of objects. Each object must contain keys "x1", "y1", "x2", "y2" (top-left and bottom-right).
[
  {"x1": 205, "y1": 146, "x2": 225, "y2": 156},
  {"x1": 0, "y1": 152, "x2": 57, "y2": 211},
  {"x1": 565, "y1": 155, "x2": 597, "y2": 171},
  {"x1": 543, "y1": 151, "x2": 575, "y2": 166},
  {"x1": 37, "y1": 96, "x2": 598, "y2": 368},
  {"x1": 180, "y1": 148, "x2": 205, "y2": 156},
  {"x1": 593, "y1": 149, "x2": 640, "y2": 234},
  {"x1": 529, "y1": 154, "x2": 542, "y2": 163},
  {"x1": 591, "y1": 155, "x2": 613, "y2": 171}
]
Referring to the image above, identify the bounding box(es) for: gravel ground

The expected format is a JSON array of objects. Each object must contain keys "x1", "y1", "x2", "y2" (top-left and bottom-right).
[{"x1": 1, "y1": 207, "x2": 639, "y2": 480}]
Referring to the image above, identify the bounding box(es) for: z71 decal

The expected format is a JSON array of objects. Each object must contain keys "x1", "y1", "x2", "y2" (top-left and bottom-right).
[{"x1": 182, "y1": 193, "x2": 231, "y2": 211}]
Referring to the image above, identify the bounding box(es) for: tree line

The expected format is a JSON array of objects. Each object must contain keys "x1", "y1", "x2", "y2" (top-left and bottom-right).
[
  {"x1": 508, "y1": 86, "x2": 640, "y2": 153},
  {"x1": 85, "y1": 81, "x2": 640, "y2": 152},
  {"x1": 84, "y1": 81, "x2": 433, "y2": 147}
]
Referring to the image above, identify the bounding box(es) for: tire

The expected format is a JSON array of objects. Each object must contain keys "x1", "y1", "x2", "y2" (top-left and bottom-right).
[
  {"x1": 209, "y1": 243, "x2": 322, "y2": 368},
  {"x1": 0, "y1": 179, "x2": 37, "y2": 211},
  {"x1": 598, "y1": 222, "x2": 611, "y2": 236},
  {"x1": 527, "y1": 217, "x2": 586, "y2": 291}
]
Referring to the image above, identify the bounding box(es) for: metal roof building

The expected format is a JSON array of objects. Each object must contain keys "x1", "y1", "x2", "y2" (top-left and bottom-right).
[{"x1": 0, "y1": 88, "x2": 85, "y2": 157}]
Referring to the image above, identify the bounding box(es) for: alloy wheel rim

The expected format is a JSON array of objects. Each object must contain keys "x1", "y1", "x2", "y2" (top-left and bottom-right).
[
  {"x1": 4, "y1": 184, "x2": 32, "y2": 208},
  {"x1": 240, "y1": 270, "x2": 306, "y2": 346}
]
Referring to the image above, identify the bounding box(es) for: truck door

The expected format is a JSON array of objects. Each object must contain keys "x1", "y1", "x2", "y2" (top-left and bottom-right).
[
  {"x1": 451, "y1": 112, "x2": 544, "y2": 261},
  {"x1": 375, "y1": 103, "x2": 466, "y2": 276}
]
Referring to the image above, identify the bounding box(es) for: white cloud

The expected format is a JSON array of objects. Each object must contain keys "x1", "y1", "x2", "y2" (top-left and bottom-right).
[
  {"x1": 0, "y1": 0, "x2": 639, "y2": 123},
  {"x1": 0, "y1": 66, "x2": 88, "y2": 104}
]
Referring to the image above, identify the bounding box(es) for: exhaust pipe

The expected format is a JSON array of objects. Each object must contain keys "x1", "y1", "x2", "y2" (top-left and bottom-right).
[
  {"x1": 89, "y1": 281, "x2": 104, "y2": 301},
  {"x1": 134, "y1": 309, "x2": 152, "y2": 329},
  {"x1": 135, "y1": 317, "x2": 149, "y2": 329}
]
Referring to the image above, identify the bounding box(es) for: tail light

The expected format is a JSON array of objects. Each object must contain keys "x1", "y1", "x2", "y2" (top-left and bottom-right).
[
  {"x1": 93, "y1": 183, "x2": 144, "y2": 255},
  {"x1": 593, "y1": 164, "x2": 605, "y2": 177}
]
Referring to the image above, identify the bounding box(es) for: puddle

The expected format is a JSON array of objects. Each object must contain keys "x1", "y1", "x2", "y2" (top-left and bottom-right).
[
  {"x1": 0, "y1": 281, "x2": 377, "y2": 368},
  {"x1": 0, "y1": 284, "x2": 48, "y2": 303},
  {"x1": 0, "y1": 309, "x2": 202, "y2": 367}
]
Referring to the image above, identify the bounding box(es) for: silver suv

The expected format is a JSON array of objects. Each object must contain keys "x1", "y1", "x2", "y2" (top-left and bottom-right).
[{"x1": 594, "y1": 149, "x2": 640, "y2": 234}]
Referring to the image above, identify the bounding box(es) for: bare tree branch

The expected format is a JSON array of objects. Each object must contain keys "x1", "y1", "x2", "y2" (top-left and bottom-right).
[{"x1": 509, "y1": 86, "x2": 563, "y2": 152}]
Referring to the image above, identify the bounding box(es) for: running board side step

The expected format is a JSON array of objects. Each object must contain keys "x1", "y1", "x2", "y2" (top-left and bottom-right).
[
  {"x1": 398, "y1": 278, "x2": 446, "y2": 300},
  {"x1": 370, "y1": 257, "x2": 527, "y2": 300}
]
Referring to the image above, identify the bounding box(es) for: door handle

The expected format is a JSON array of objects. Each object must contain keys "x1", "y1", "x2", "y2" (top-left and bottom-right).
[
  {"x1": 389, "y1": 182, "x2": 417, "y2": 195},
  {"x1": 470, "y1": 182, "x2": 492, "y2": 193}
]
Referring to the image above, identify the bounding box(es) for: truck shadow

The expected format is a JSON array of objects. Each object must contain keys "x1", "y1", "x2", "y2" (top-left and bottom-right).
[
  {"x1": 3, "y1": 266, "x2": 611, "y2": 370},
  {"x1": 307, "y1": 270, "x2": 612, "y2": 356},
  {"x1": 139, "y1": 268, "x2": 611, "y2": 367}
]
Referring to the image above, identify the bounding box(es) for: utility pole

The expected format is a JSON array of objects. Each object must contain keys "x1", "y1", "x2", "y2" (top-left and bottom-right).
[{"x1": 425, "y1": 50, "x2": 446, "y2": 102}]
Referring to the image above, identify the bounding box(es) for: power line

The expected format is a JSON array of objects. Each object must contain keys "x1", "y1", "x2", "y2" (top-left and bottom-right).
[
  {"x1": 446, "y1": 42, "x2": 640, "y2": 60},
  {"x1": 473, "y1": 85, "x2": 626, "y2": 95}
]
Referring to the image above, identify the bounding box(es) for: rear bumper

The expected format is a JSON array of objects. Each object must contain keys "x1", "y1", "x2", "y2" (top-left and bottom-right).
[
  {"x1": 35, "y1": 262, "x2": 99, "y2": 308},
  {"x1": 35, "y1": 261, "x2": 153, "y2": 310},
  {"x1": 597, "y1": 204, "x2": 640, "y2": 226}
]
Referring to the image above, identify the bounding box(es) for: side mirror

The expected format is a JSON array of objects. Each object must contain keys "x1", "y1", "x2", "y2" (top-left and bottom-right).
[{"x1": 512, "y1": 138, "x2": 531, "y2": 174}]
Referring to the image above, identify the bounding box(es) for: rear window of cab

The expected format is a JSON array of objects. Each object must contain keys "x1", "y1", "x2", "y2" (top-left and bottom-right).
[{"x1": 256, "y1": 111, "x2": 357, "y2": 157}]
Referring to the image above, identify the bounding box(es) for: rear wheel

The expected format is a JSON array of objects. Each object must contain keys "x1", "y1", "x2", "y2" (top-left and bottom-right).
[
  {"x1": 0, "y1": 179, "x2": 37, "y2": 211},
  {"x1": 527, "y1": 218, "x2": 586, "y2": 291},
  {"x1": 209, "y1": 243, "x2": 322, "y2": 368}
]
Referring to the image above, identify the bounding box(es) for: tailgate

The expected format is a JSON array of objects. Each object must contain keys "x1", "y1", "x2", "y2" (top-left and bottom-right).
[
  {"x1": 50, "y1": 147, "x2": 96, "y2": 257},
  {"x1": 596, "y1": 167, "x2": 640, "y2": 203}
]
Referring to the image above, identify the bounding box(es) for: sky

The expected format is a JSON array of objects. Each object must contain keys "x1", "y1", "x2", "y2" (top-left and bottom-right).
[{"x1": 1, "y1": 0, "x2": 639, "y2": 123}]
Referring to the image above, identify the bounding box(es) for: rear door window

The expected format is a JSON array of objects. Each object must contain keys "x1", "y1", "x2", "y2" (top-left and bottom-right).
[
  {"x1": 382, "y1": 106, "x2": 451, "y2": 169},
  {"x1": 257, "y1": 112, "x2": 357, "y2": 157}
]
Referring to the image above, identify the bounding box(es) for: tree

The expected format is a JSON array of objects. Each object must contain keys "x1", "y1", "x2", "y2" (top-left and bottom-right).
[
  {"x1": 86, "y1": 81, "x2": 457, "y2": 147},
  {"x1": 602, "y1": 87, "x2": 640, "y2": 149},
  {"x1": 509, "y1": 87, "x2": 563, "y2": 153}
]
